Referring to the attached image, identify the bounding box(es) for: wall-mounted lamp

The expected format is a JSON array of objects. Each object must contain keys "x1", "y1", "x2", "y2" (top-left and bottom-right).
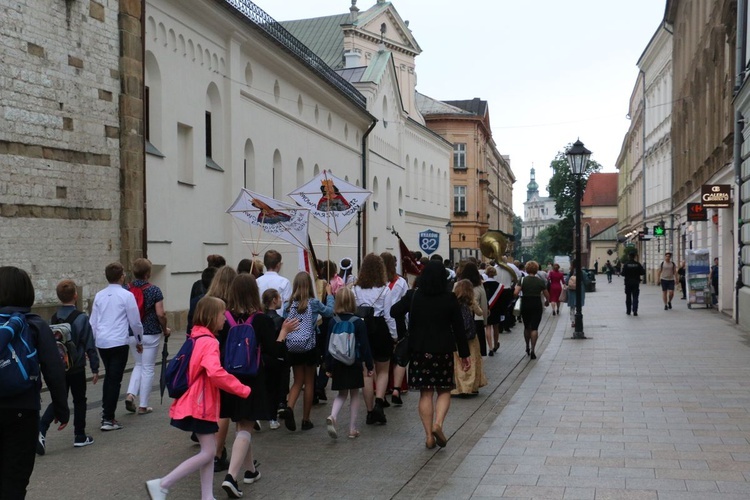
[
  {"x1": 398, "y1": 208, "x2": 403, "y2": 216},
  {"x1": 372, "y1": 201, "x2": 379, "y2": 211}
]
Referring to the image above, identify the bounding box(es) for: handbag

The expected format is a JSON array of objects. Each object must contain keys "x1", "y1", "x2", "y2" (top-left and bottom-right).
[
  {"x1": 512, "y1": 277, "x2": 524, "y2": 316},
  {"x1": 559, "y1": 287, "x2": 568, "y2": 302}
]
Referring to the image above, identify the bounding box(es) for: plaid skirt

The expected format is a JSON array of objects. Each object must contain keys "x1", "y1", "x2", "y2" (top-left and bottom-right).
[{"x1": 408, "y1": 352, "x2": 455, "y2": 390}]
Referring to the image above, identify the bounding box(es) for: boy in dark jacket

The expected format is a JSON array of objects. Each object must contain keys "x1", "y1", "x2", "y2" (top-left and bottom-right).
[
  {"x1": 0, "y1": 266, "x2": 69, "y2": 499},
  {"x1": 38, "y1": 279, "x2": 100, "y2": 454}
]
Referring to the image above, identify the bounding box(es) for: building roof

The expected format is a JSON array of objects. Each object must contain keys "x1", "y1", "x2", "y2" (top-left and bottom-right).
[
  {"x1": 444, "y1": 98, "x2": 487, "y2": 116},
  {"x1": 590, "y1": 222, "x2": 619, "y2": 241},
  {"x1": 581, "y1": 172, "x2": 618, "y2": 207},
  {"x1": 415, "y1": 92, "x2": 472, "y2": 116},
  {"x1": 280, "y1": 14, "x2": 350, "y2": 69},
  {"x1": 584, "y1": 218, "x2": 618, "y2": 240},
  {"x1": 335, "y1": 65, "x2": 367, "y2": 83}
]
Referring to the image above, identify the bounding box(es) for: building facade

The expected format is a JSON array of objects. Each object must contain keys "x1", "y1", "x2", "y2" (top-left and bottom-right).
[
  {"x1": 416, "y1": 94, "x2": 514, "y2": 263},
  {"x1": 666, "y1": 0, "x2": 737, "y2": 316},
  {"x1": 521, "y1": 168, "x2": 559, "y2": 252},
  {"x1": 0, "y1": 0, "x2": 144, "y2": 313},
  {"x1": 580, "y1": 173, "x2": 618, "y2": 269},
  {"x1": 282, "y1": 0, "x2": 454, "y2": 262},
  {"x1": 145, "y1": 0, "x2": 375, "y2": 316}
]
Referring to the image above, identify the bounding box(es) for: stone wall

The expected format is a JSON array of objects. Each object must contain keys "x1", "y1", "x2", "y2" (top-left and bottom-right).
[{"x1": 0, "y1": 0, "x2": 142, "y2": 311}]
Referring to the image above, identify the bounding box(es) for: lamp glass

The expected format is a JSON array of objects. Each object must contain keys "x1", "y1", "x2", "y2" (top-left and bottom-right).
[
  {"x1": 445, "y1": 221, "x2": 453, "y2": 235},
  {"x1": 566, "y1": 139, "x2": 592, "y2": 176}
]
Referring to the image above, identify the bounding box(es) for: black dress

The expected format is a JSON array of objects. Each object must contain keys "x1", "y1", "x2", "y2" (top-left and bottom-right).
[
  {"x1": 324, "y1": 313, "x2": 374, "y2": 391},
  {"x1": 218, "y1": 312, "x2": 282, "y2": 422}
]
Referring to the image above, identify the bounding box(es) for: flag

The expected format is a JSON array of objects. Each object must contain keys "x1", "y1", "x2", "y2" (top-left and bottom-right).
[{"x1": 396, "y1": 233, "x2": 422, "y2": 276}]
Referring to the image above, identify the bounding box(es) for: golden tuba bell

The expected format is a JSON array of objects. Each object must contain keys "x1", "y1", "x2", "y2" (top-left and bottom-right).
[{"x1": 480, "y1": 230, "x2": 508, "y2": 261}]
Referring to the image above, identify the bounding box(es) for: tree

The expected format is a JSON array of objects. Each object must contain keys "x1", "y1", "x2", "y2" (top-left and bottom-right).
[
  {"x1": 531, "y1": 217, "x2": 574, "y2": 264},
  {"x1": 511, "y1": 213, "x2": 523, "y2": 259},
  {"x1": 546, "y1": 149, "x2": 603, "y2": 220}
]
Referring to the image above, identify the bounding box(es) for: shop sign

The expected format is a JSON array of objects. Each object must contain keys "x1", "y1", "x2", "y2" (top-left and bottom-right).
[
  {"x1": 418, "y1": 229, "x2": 439, "y2": 255},
  {"x1": 700, "y1": 184, "x2": 731, "y2": 208},
  {"x1": 687, "y1": 202, "x2": 707, "y2": 221}
]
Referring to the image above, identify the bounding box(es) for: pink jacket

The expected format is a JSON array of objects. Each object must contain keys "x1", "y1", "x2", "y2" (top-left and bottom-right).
[{"x1": 169, "y1": 326, "x2": 250, "y2": 422}]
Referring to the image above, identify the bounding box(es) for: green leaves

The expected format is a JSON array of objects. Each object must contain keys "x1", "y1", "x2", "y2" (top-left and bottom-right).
[{"x1": 546, "y1": 149, "x2": 602, "y2": 220}]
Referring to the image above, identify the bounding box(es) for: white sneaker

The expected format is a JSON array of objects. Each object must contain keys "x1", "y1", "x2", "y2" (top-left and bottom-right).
[
  {"x1": 269, "y1": 419, "x2": 280, "y2": 430},
  {"x1": 145, "y1": 479, "x2": 167, "y2": 500}
]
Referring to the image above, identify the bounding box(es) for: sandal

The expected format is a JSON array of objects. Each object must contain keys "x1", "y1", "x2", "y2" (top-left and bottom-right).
[
  {"x1": 125, "y1": 396, "x2": 136, "y2": 413},
  {"x1": 348, "y1": 430, "x2": 360, "y2": 439},
  {"x1": 137, "y1": 407, "x2": 153, "y2": 415},
  {"x1": 425, "y1": 435, "x2": 436, "y2": 449},
  {"x1": 432, "y1": 425, "x2": 448, "y2": 448}
]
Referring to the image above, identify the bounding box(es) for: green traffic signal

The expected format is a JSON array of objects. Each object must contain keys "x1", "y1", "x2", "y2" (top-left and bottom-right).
[{"x1": 654, "y1": 225, "x2": 665, "y2": 236}]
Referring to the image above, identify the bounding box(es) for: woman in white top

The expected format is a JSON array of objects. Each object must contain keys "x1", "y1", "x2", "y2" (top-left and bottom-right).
[
  {"x1": 380, "y1": 252, "x2": 409, "y2": 406},
  {"x1": 352, "y1": 253, "x2": 397, "y2": 425}
]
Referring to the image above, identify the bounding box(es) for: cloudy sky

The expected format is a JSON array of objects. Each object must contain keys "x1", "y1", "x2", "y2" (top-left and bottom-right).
[{"x1": 259, "y1": 0, "x2": 666, "y2": 217}]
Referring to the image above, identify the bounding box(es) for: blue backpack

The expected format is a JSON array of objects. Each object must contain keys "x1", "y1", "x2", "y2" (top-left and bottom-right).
[
  {"x1": 0, "y1": 312, "x2": 40, "y2": 397},
  {"x1": 224, "y1": 312, "x2": 261, "y2": 376},
  {"x1": 327, "y1": 315, "x2": 357, "y2": 366},
  {"x1": 165, "y1": 333, "x2": 211, "y2": 399}
]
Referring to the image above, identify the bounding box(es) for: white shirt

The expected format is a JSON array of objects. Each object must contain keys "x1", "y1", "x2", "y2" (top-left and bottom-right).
[
  {"x1": 506, "y1": 262, "x2": 522, "y2": 279},
  {"x1": 90, "y1": 284, "x2": 144, "y2": 348},
  {"x1": 494, "y1": 264, "x2": 516, "y2": 288},
  {"x1": 388, "y1": 276, "x2": 409, "y2": 303},
  {"x1": 353, "y1": 285, "x2": 397, "y2": 340},
  {"x1": 257, "y1": 271, "x2": 292, "y2": 314}
]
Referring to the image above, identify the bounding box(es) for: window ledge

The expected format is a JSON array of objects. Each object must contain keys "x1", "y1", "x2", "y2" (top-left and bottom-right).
[
  {"x1": 177, "y1": 180, "x2": 195, "y2": 187},
  {"x1": 206, "y1": 156, "x2": 224, "y2": 172},
  {"x1": 146, "y1": 141, "x2": 165, "y2": 158},
  {"x1": 453, "y1": 167, "x2": 467, "y2": 172},
  {"x1": 453, "y1": 211, "x2": 468, "y2": 216}
]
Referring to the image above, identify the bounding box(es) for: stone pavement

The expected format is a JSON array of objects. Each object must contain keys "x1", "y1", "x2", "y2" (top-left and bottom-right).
[
  {"x1": 435, "y1": 278, "x2": 750, "y2": 499},
  {"x1": 27, "y1": 297, "x2": 552, "y2": 499}
]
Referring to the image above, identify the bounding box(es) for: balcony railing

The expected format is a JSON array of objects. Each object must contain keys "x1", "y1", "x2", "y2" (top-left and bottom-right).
[{"x1": 222, "y1": 0, "x2": 367, "y2": 109}]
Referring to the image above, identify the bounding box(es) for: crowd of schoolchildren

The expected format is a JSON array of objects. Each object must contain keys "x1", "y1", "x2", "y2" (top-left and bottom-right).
[{"x1": 0, "y1": 251, "x2": 583, "y2": 499}]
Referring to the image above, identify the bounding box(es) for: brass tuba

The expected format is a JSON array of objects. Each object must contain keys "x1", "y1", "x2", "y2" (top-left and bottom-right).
[{"x1": 480, "y1": 231, "x2": 517, "y2": 285}]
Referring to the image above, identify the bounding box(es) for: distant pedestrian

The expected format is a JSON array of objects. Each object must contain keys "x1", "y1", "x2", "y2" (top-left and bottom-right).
[
  {"x1": 145, "y1": 297, "x2": 251, "y2": 500},
  {"x1": 620, "y1": 252, "x2": 646, "y2": 316},
  {"x1": 390, "y1": 261, "x2": 470, "y2": 449},
  {"x1": 547, "y1": 263, "x2": 565, "y2": 316},
  {"x1": 593, "y1": 259, "x2": 599, "y2": 275},
  {"x1": 514, "y1": 261, "x2": 550, "y2": 360},
  {"x1": 323, "y1": 288, "x2": 374, "y2": 440},
  {"x1": 90, "y1": 262, "x2": 143, "y2": 432},
  {"x1": 1, "y1": 266, "x2": 70, "y2": 499},
  {"x1": 604, "y1": 260, "x2": 614, "y2": 283},
  {"x1": 482, "y1": 267, "x2": 503, "y2": 355},
  {"x1": 678, "y1": 261, "x2": 687, "y2": 300},
  {"x1": 125, "y1": 258, "x2": 170, "y2": 416},
  {"x1": 38, "y1": 279, "x2": 100, "y2": 454},
  {"x1": 566, "y1": 261, "x2": 588, "y2": 327},
  {"x1": 657, "y1": 252, "x2": 677, "y2": 310},
  {"x1": 711, "y1": 257, "x2": 719, "y2": 306}
]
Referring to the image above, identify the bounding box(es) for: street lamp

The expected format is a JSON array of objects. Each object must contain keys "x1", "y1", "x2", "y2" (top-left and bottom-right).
[
  {"x1": 566, "y1": 139, "x2": 592, "y2": 339},
  {"x1": 446, "y1": 221, "x2": 453, "y2": 265}
]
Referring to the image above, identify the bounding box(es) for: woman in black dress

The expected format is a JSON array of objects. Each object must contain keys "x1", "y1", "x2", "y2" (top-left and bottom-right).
[
  {"x1": 391, "y1": 261, "x2": 470, "y2": 449},
  {"x1": 513, "y1": 261, "x2": 550, "y2": 360}
]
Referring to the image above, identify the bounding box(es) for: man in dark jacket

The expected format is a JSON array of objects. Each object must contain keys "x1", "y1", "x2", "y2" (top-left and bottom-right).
[
  {"x1": 621, "y1": 251, "x2": 646, "y2": 316},
  {"x1": 0, "y1": 266, "x2": 69, "y2": 499}
]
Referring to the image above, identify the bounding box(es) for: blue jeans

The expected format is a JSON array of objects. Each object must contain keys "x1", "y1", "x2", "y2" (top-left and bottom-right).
[{"x1": 98, "y1": 345, "x2": 129, "y2": 421}]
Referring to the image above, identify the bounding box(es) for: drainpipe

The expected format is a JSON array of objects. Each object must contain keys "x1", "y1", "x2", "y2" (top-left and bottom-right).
[
  {"x1": 141, "y1": 0, "x2": 148, "y2": 258},
  {"x1": 641, "y1": 69, "x2": 647, "y2": 282},
  {"x1": 359, "y1": 118, "x2": 378, "y2": 270},
  {"x1": 733, "y1": 0, "x2": 746, "y2": 324}
]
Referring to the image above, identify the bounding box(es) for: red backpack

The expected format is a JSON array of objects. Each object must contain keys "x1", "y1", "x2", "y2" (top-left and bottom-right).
[{"x1": 127, "y1": 283, "x2": 152, "y2": 319}]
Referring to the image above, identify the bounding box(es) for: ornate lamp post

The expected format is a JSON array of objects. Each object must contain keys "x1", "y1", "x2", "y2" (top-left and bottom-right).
[{"x1": 566, "y1": 139, "x2": 592, "y2": 339}]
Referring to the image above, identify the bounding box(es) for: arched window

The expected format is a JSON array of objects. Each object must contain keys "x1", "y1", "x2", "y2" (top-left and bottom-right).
[
  {"x1": 296, "y1": 158, "x2": 304, "y2": 186},
  {"x1": 144, "y1": 51, "x2": 162, "y2": 151},
  {"x1": 244, "y1": 139, "x2": 255, "y2": 188},
  {"x1": 272, "y1": 150, "x2": 282, "y2": 198},
  {"x1": 205, "y1": 82, "x2": 223, "y2": 170}
]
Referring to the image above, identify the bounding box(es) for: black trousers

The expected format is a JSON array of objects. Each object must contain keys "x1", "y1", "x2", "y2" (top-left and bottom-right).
[
  {"x1": 0, "y1": 408, "x2": 39, "y2": 499},
  {"x1": 265, "y1": 359, "x2": 290, "y2": 414},
  {"x1": 40, "y1": 369, "x2": 87, "y2": 437},
  {"x1": 98, "y1": 345, "x2": 129, "y2": 421},
  {"x1": 475, "y1": 320, "x2": 487, "y2": 356},
  {"x1": 625, "y1": 282, "x2": 640, "y2": 313}
]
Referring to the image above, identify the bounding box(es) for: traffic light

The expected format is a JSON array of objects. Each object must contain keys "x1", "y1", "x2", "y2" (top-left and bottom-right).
[{"x1": 653, "y1": 224, "x2": 665, "y2": 237}]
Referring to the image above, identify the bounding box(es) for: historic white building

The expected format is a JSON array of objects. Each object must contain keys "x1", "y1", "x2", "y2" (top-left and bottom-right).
[
  {"x1": 521, "y1": 168, "x2": 560, "y2": 250},
  {"x1": 282, "y1": 0, "x2": 453, "y2": 261},
  {"x1": 145, "y1": 0, "x2": 375, "y2": 312}
]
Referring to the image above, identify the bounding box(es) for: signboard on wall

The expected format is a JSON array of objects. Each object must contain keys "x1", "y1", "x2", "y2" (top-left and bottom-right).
[
  {"x1": 687, "y1": 203, "x2": 707, "y2": 221},
  {"x1": 418, "y1": 229, "x2": 440, "y2": 255},
  {"x1": 700, "y1": 184, "x2": 731, "y2": 208}
]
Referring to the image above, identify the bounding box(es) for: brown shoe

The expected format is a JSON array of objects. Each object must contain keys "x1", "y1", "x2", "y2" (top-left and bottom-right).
[
  {"x1": 432, "y1": 425, "x2": 448, "y2": 448},
  {"x1": 425, "y1": 435, "x2": 436, "y2": 449}
]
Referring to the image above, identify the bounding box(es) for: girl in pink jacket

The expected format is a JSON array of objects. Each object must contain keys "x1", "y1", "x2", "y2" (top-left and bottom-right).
[{"x1": 146, "y1": 297, "x2": 251, "y2": 500}]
